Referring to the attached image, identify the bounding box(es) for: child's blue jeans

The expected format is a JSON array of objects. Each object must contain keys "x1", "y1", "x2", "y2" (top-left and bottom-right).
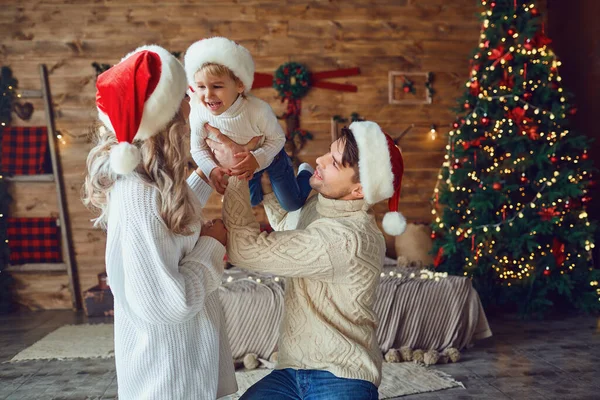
[{"x1": 249, "y1": 148, "x2": 312, "y2": 212}]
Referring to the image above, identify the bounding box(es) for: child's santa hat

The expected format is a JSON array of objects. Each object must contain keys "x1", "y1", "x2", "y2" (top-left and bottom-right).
[
  {"x1": 184, "y1": 37, "x2": 255, "y2": 93},
  {"x1": 349, "y1": 121, "x2": 406, "y2": 236},
  {"x1": 96, "y1": 45, "x2": 187, "y2": 175}
]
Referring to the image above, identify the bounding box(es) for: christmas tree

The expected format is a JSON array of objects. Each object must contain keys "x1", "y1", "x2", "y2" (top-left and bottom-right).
[{"x1": 431, "y1": 0, "x2": 600, "y2": 316}]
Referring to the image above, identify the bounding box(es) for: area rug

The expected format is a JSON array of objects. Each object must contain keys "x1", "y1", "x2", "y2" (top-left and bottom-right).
[
  {"x1": 10, "y1": 324, "x2": 114, "y2": 362},
  {"x1": 9, "y1": 324, "x2": 463, "y2": 398}
]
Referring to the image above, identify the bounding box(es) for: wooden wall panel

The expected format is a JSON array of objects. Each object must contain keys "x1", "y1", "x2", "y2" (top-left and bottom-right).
[{"x1": 2, "y1": 0, "x2": 484, "y2": 309}]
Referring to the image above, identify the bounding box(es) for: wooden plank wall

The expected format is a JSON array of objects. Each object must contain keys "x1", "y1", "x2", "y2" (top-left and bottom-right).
[{"x1": 2, "y1": 0, "x2": 483, "y2": 309}]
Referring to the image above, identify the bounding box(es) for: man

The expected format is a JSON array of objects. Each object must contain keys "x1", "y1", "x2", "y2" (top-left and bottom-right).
[{"x1": 208, "y1": 121, "x2": 405, "y2": 399}]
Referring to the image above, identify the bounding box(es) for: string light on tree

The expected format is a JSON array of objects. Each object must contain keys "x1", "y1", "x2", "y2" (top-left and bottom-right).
[{"x1": 429, "y1": 0, "x2": 598, "y2": 316}]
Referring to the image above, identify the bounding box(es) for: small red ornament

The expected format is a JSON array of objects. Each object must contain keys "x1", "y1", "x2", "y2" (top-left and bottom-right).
[
  {"x1": 539, "y1": 206, "x2": 560, "y2": 221},
  {"x1": 543, "y1": 269, "x2": 551, "y2": 276},
  {"x1": 464, "y1": 102, "x2": 471, "y2": 110},
  {"x1": 582, "y1": 152, "x2": 589, "y2": 160},
  {"x1": 403, "y1": 86, "x2": 411, "y2": 93},
  {"x1": 453, "y1": 122, "x2": 460, "y2": 129},
  {"x1": 582, "y1": 196, "x2": 592, "y2": 203},
  {"x1": 523, "y1": 92, "x2": 533, "y2": 101},
  {"x1": 431, "y1": 232, "x2": 436, "y2": 239},
  {"x1": 568, "y1": 107, "x2": 577, "y2": 115},
  {"x1": 531, "y1": 8, "x2": 539, "y2": 16},
  {"x1": 507, "y1": 28, "x2": 515, "y2": 36},
  {"x1": 527, "y1": 125, "x2": 540, "y2": 140},
  {"x1": 564, "y1": 200, "x2": 571, "y2": 209},
  {"x1": 524, "y1": 39, "x2": 534, "y2": 51},
  {"x1": 481, "y1": 116, "x2": 490, "y2": 126},
  {"x1": 493, "y1": 182, "x2": 502, "y2": 190},
  {"x1": 520, "y1": 176, "x2": 528, "y2": 183},
  {"x1": 490, "y1": 1, "x2": 496, "y2": 8},
  {"x1": 550, "y1": 156, "x2": 558, "y2": 163},
  {"x1": 453, "y1": 163, "x2": 461, "y2": 170}
]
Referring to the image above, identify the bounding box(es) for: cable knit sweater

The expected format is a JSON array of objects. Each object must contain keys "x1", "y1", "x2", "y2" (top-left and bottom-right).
[
  {"x1": 223, "y1": 178, "x2": 385, "y2": 386},
  {"x1": 106, "y1": 172, "x2": 236, "y2": 399},
  {"x1": 190, "y1": 94, "x2": 286, "y2": 178}
]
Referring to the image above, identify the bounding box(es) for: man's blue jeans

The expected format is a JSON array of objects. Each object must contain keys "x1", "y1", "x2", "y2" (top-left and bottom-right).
[
  {"x1": 249, "y1": 148, "x2": 312, "y2": 212},
  {"x1": 240, "y1": 368, "x2": 379, "y2": 400}
]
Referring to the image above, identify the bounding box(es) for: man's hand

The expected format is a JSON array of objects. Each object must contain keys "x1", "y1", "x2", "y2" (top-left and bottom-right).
[
  {"x1": 204, "y1": 123, "x2": 261, "y2": 169},
  {"x1": 230, "y1": 152, "x2": 259, "y2": 181},
  {"x1": 209, "y1": 167, "x2": 230, "y2": 195},
  {"x1": 201, "y1": 219, "x2": 227, "y2": 246}
]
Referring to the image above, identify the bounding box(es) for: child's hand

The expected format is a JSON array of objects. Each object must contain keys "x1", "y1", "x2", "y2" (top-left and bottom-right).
[
  {"x1": 209, "y1": 167, "x2": 230, "y2": 195},
  {"x1": 230, "y1": 152, "x2": 259, "y2": 181}
]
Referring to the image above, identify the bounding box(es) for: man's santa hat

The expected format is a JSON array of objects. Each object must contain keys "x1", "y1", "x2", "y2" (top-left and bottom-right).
[
  {"x1": 184, "y1": 37, "x2": 255, "y2": 93},
  {"x1": 96, "y1": 45, "x2": 187, "y2": 175},
  {"x1": 349, "y1": 121, "x2": 406, "y2": 236}
]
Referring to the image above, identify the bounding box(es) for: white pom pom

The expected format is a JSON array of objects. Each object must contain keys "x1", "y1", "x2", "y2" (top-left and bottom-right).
[
  {"x1": 382, "y1": 211, "x2": 407, "y2": 236},
  {"x1": 110, "y1": 142, "x2": 141, "y2": 175}
]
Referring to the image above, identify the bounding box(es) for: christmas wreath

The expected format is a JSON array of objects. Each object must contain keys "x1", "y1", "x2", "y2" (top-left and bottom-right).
[{"x1": 273, "y1": 62, "x2": 311, "y2": 100}]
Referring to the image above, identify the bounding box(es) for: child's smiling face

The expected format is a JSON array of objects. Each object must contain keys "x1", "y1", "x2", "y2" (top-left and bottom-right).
[{"x1": 194, "y1": 68, "x2": 244, "y2": 115}]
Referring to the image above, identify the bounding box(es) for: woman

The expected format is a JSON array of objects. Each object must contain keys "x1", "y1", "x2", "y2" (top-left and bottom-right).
[{"x1": 82, "y1": 45, "x2": 236, "y2": 399}]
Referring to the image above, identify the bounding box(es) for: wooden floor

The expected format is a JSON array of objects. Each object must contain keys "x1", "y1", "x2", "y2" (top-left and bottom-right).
[{"x1": 0, "y1": 310, "x2": 599, "y2": 399}]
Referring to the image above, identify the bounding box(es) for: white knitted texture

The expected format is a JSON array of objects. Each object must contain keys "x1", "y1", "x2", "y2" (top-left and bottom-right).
[
  {"x1": 223, "y1": 179, "x2": 386, "y2": 386},
  {"x1": 189, "y1": 95, "x2": 286, "y2": 178},
  {"x1": 106, "y1": 172, "x2": 236, "y2": 399}
]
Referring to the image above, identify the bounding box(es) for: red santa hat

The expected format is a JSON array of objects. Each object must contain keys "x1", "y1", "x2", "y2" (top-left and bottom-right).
[
  {"x1": 349, "y1": 121, "x2": 406, "y2": 236},
  {"x1": 96, "y1": 45, "x2": 188, "y2": 175},
  {"x1": 184, "y1": 37, "x2": 255, "y2": 93}
]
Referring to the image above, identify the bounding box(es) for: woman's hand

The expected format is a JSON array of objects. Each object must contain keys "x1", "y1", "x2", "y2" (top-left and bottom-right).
[
  {"x1": 201, "y1": 219, "x2": 227, "y2": 246},
  {"x1": 209, "y1": 167, "x2": 230, "y2": 195},
  {"x1": 205, "y1": 124, "x2": 261, "y2": 170}
]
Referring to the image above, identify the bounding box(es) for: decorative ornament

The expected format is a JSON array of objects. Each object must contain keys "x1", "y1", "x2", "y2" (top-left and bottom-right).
[
  {"x1": 273, "y1": 62, "x2": 311, "y2": 100},
  {"x1": 523, "y1": 91, "x2": 533, "y2": 101},
  {"x1": 538, "y1": 206, "x2": 560, "y2": 221},
  {"x1": 527, "y1": 125, "x2": 540, "y2": 140},
  {"x1": 531, "y1": 8, "x2": 539, "y2": 16},
  {"x1": 493, "y1": 182, "x2": 502, "y2": 190},
  {"x1": 464, "y1": 102, "x2": 471, "y2": 110},
  {"x1": 470, "y1": 80, "x2": 481, "y2": 96},
  {"x1": 524, "y1": 39, "x2": 534, "y2": 51},
  {"x1": 551, "y1": 238, "x2": 566, "y2": 266},
  {"x1": 569, "y1": 107, "x2": 578, "y2": 115},
  {"x1": 481, "y1": 116, "x2": 490, "y2": 126},
  {"x1": 489, "y1": 45, "x2": 514, "y2": 66},
  {"x1": 582, "y1": 152, "x2": 588, "y2": 160},
  {"x1": 520, "y1": 176, "x2": 528, "y2": 183},
  {"x1": 582, "y1": 196, "x2": 592, "y2": 204},
  {"x1": 507, "y1": 28, "x2": 515, "y2": 36},
  {"x1": 550, "y1": 156, "x2": 558, "y2": 163},
  {"x1": 453, "y1": 122, "x2": 460, "y2": 129},
  {"x1": 543, "y1": 269, "x2": 551, "y2": 276},
  {"x1": 499, "y1": 70, "x2": 515, "y2": 90}
]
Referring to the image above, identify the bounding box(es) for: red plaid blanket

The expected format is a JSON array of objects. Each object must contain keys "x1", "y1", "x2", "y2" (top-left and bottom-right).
[
  {"x1": 1, "y1": 127, "x2": 49, "y2": 175},
  {"x1": 7, "y1": 217, "x2": 62, "y2": 264}
]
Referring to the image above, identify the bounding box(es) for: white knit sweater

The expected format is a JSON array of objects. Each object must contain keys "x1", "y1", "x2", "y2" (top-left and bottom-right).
[
  {"x1": 106, "y1": 172, "x2": 236, "y2": 399},
  {"x1": 189, "y1": 94, "x2": 286, "y2": 178},
  {"x1": 223, "y1": 178, "x2": 385, "y2": 386}
]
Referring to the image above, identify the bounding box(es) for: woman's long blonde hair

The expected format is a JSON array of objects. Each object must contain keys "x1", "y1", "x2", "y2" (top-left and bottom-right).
[{"x1": 82, "y1": 111, "x2": 200, "y2": 236}]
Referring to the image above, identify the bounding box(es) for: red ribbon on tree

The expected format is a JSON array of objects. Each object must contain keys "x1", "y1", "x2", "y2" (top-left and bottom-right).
[
  {"x1": 462, "y1": 137, "x2": 484, "y2": 150},
  {"x1": 551, "y1": 238, "x2": 566, "y2": 266},
  {"x1": 433, "y1": 247, "x2": 444, "y2": 268},
  {"x1": 489, "y1": 46, "x2": 514, "y2": 66},
  {"x1": 499, "y1": 70, "x2": 515, "y2": 89}
]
